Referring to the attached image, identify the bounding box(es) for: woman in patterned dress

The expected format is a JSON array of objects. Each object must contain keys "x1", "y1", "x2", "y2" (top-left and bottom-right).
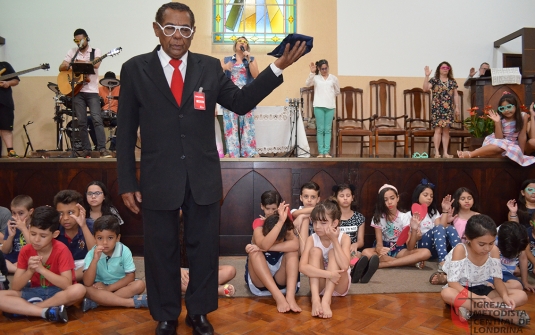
[
  {"x1": 220, "y1": 36, "x2": 260, "y2": 157},
  {"x1": 423, "y1": 62, "x2": 460, "y2": 158},
  {"x1": 457, "y1": 93, "x2": 535, "y2": 166}
]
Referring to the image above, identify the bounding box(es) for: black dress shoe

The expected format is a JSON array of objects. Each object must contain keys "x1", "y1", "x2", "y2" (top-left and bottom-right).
[
  {"x1": 186, "y1": 314, "x2": 214, "y2": 335},
  {"x1": 155, "y1": 320, "x2": 178, "y2": 335}
]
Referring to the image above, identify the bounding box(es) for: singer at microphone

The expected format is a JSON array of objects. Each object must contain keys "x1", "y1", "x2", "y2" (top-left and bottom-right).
[{"x1": 219, "y1": 36, "x2": 260, "y2": 158}]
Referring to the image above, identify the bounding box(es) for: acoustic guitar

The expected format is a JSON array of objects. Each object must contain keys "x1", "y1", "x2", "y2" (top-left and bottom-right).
[
  {"x1": 0, "y1": 63, "x2": 50, "y2": 81},
  {"x1": 57, "y1": 47, "x2": 122, "y2": 96}
]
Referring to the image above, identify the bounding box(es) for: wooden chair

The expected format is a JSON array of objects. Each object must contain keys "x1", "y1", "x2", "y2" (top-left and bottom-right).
[
  {"x1": 300, "y1": 86, "x2": 337, "y2": 156},
  {"x1": 449, "y1": 91, "x2": 469, "y2": 152},
  {"x1": 336, "y1": 86, "x2": 372, "y2": 157},
  {"x1": 404, "y1": 88, "x2": 433, "y2": 156},
  {"x1": 369, "y1": 79, "x2": 408, "y2": 157}
]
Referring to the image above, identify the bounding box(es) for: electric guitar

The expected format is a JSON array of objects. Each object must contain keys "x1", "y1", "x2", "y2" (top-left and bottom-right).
[
  {"x1": 57, "y1": 47, "x2": 122, "y2": 96},
  {"x1": 0, "y1": 63, "x2": 50, "y2": 81}
]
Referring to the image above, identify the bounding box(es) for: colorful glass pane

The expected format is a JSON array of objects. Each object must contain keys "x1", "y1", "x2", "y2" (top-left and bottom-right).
[{"x1": 213, "y1": 0, "x2": 296, "y2": 45}]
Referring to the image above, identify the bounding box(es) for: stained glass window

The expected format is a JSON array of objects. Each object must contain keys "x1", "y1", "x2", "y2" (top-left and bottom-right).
[{"x1": 213, "y1": 0, "x2": 296, "y2": 45}]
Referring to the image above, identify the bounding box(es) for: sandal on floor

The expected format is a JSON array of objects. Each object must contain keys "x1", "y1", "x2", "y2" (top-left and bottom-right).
[
  {"x1": 416, "y1": 261, "x2": 425, "y2": 269},
  {"x1": 222, "y1": 284, "x2": 235, "y2": 297},
  {"x1": 429, "y1": 271, "x2": 448, "y2": 285},
  {"x1": 443, "y1": 154, "x2": 453, "y2": 158},
  {"x1": 133, "y1": 294, "x2": 148, "y2": 308},
  {"x1": 458, "y1": 306, "x2": 471, "y2": 322},
  {"x1": 434, "y1": 154, "x2": 441, "y2": 158}
]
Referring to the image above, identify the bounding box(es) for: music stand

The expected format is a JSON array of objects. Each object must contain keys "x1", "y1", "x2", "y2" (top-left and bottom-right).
[{"x1": 62, "y1": 62, "x2": 95, "y2": 158}]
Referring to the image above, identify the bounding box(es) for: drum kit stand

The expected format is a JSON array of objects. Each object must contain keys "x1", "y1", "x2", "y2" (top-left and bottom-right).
[{"x1": 37, "y1": 76, "x2": 120, "y2": 157}]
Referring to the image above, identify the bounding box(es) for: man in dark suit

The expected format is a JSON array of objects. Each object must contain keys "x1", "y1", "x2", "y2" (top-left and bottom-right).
[{"x1": 116, "y1": 3, "x2": 306, "y2": 335}]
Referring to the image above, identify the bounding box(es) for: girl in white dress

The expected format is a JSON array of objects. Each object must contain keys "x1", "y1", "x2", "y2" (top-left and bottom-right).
[{"x1": 441, "y1": 214, "x2": 529, "y2": 327}]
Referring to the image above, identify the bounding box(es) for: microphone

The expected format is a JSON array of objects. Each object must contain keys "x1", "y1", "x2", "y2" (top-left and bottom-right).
[
  {"x1": 78, "y1": 38, "x2": 85, "y2": 49},
  {"x1": 240, "y1": 46, "x2": 249, "y2": 66}
]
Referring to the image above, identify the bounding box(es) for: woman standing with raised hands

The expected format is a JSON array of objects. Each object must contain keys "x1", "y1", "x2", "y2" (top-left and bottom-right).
[{"x1": 305, "y1": 60, "x2": 340, "y2": 158}]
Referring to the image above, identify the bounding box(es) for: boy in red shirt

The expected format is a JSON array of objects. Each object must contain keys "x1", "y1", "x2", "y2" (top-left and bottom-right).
[{"x1": 0, "y1": 206, "x2": 86, "y2": 322}]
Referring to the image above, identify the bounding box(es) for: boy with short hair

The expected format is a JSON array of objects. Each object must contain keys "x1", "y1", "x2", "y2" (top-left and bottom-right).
[
  {"x1": 54, "y1": 190, "x2": 95, "y2": 281},
  {"x1": 0, "y1": 206, "x2": 86, "y2": 322},
  {"x1": 291, "y1": 181, "x2": 321, "y2": 253},
  {"x1": 2, "y1": 195, "x2": 34, "y2": 273},
  {"x1": 81, "y1": 215, "x2": 148, "y2": 312}
]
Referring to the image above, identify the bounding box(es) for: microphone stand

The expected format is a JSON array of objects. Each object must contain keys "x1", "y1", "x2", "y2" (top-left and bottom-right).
[
  {"x1": 23, "y1": 121, "x2": 34, "y2": 158},
  {"x1": 284, "y1": 99, "x2": 310, "y2": 157}
]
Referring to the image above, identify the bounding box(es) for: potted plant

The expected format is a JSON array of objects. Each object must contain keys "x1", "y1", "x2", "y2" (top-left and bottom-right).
[{"x1": 463, "y1": 105, "x2": 494, "y2": 150}]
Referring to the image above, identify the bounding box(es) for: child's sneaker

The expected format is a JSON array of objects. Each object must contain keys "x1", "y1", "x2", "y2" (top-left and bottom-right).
[
  {"x1": 7, "y1": 150, "x2": 19, "y2": 158},
  {"x1": 81, "y1": 298, "x2": 99, "y2": 312},
  {"x1": 133, "y1": 294, "x2": 148, "y2": 308},
  {"x1": 45, "y1": 305, "x2": 68, "y2": 323}
]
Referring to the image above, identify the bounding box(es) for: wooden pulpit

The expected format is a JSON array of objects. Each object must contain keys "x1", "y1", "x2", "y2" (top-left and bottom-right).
[{"x1": 468, "y1": 76, "x2": 534, "y2": 110}]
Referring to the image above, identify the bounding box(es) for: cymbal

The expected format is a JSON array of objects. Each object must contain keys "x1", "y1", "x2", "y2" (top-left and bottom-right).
[
  {"x1": 99, "y1": 78, "x2": 120, "y2": 88},
  {"x1": 47, "y1": 82, "x2": 60, "y2": 94}
]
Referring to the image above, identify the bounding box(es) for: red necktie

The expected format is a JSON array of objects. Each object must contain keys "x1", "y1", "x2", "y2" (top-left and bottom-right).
[{"x1": 169, "y1": 59, "x2": 183, "y2": 106}]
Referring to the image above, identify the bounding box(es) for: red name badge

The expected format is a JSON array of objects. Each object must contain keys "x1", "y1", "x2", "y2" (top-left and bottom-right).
[{"x1": 193, "y1": 91, "x2": 206, "y2": 110}]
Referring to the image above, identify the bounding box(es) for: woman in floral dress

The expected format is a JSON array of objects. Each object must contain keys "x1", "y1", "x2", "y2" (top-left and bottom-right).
[
  {"x1": 423, "y1": 61, "x2": 460, "y2": 158},
  {"x1": 220, "y1": 36, "x2": 260, "y2": 158}
]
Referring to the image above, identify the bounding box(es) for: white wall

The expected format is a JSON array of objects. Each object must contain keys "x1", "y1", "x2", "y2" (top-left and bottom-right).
[
  {"x1": 0, "y1": 0, "x2": 162, "y2": 75},
  {"x1": 338, "y1": 0, "x2": 535, "y2": 77}
]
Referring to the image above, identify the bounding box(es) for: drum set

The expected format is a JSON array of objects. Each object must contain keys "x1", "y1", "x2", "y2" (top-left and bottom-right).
[{"x1": 47, "y1": 77, "x2": 120, "y2": 151}]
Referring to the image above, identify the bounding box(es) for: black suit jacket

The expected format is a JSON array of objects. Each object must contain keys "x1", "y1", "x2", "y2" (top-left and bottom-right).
[{"x1": 117, "y1": 46, "x2": 283, "y2": 209}]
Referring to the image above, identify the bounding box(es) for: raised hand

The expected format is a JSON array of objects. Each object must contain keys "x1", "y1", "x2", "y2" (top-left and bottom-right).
[
  {"x1": 273, "y1": 41, "x2": 307, "y2": 70},
  {"x1": 410, "y1": 213, "x2": 421, "y2": 231},
  {"x1": 277, "y1": 201, "x2": 289, "y2": 221},
  {"x1": 424, "y1": 66, "x2": 432, "y2": 77},
  {"x1": 488, "y1": 109, "x2": 501, "y2": 122},
  {"x1": 71, "y1": 203, "x2": 87, "y2": 228},
  {"x1": 309, "y1": 62, "x2": 316, "y2": 73},
  {"x1": 530, "y1": 102, "x2": 534, "y2": 116},
  {"x1": 469, "y1": 67, "x2": 476, "y2": 77},
  {"x1": 441, "y1": 194, "x2": 454, "y2": 213},
  {"x1": 506, "y1": 199, "x2": 517, "y2": 214}
]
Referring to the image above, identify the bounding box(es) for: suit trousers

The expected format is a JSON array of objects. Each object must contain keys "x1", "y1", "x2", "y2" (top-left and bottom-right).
[{"x1": 142, "y1": 180, "x2": 220, "y2": 321}]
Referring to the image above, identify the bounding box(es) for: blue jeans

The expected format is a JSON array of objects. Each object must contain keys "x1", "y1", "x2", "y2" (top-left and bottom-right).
[
  {"x1": 313, "y1": 107, "x2": 334, "y2": 155},
  {"x1": 417, "y1": 225, "x2": 461, "y2": 262},
  {"x1": 21, "y1": 286, "x2": 62, "y2": 302},
  {"x1": 73, "y1": 92, "x2": 106, "y2": 151}
]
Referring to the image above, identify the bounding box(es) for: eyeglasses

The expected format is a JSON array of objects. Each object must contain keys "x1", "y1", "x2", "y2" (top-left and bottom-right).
[
  {"x1": 320, "y1": 67, "x2": 328, "y2": 71},
  {"x1": 87, "y1": 191, "x2": 103, "y2": 197},
  {"x1": 73, "y1": 38, "x2": 85, "y2": 44},
  {"x1": 440, "y1": 66, "x2": 450, "y2": 70},
  {"x1": 155, "y1": 22, "x2": 194, "y2": 38},
  {"x1": 525, "y1": 187, "x2": 535, "y2": 194},
  {"x1": 236, "y1": 39, "x2": 248, "y2": 44},
  {"x1": 497, "y1": 104, "x2": 514, "y2": 113}
]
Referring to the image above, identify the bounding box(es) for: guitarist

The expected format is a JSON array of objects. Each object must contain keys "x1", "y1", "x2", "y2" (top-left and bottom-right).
[
  {"x1": 59, "y1": 28, "x2": 111, "y2": 158},
  {"x1": 0, "y1": 61, "x2": 20, "y2": 158}
]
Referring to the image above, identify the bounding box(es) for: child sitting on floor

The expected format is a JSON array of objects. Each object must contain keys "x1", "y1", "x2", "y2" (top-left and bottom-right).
[
  {"x1": 245, "y1": 199, "x2": 301, "y2": 313},
  {"x1": 291, "y1": 181, "x2": 321, "y2": 253},
  {"x1": 441, "y1": 214, "x2": 529, "y2": 327},
  {"x1": 299, "y1": 198, "x2": 351, "y2": 319},
  {"x1": 54, "y1": 190, "x2": 95, "y2": 281},
  {"x1": 2, "y1": 195, "x2": 33, "y2": 273},
  {"x1": 81, "y1": 215, "x2": 148, "y2": 312},
  {"x1": 362, "y1": 184, "x2": 431, "y2": 269},
  {"x1": 0, "y1": 206, "x2": 85, "y2": 323}
]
